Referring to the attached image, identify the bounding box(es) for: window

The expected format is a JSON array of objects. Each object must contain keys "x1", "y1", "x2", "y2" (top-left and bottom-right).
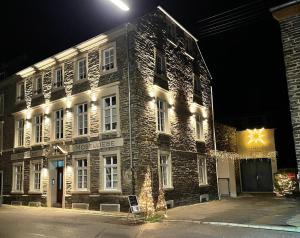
[
  {"x1": 33, "y1": 115, "x2": 43, "y2": 143},
  {"x1": 16, "y1": 82, "x2": 25, "y2": 101},
  {"x1": 103, "y1": 96, "x2": 117, "y2": 132},
  {"x1": 77, "y1": 58, "x2": 87, "y2": 80},
  {"x1": 12, "y1": 163, "x2": 23, "y2": 192},
  {"x1": 104, "y1": 155, "x2": 118, "y2": 190},
  {"x1": 54, "y1": 109, "x2": 64, "y2": 139},
  {"x1": 16, "y1": 119, "x2": 24, "y2": 147},
  {"x1": 166, "y1": 21, "x2": 176, "y2": 40},
  {"x1": 159, "y1": 153, "x2": 172, "y2": 188},
  {"x1": 194, "y1": 77, "x2": 201, "y2": 95},
  {"x1": 33, "y1": 76, "x2": 43, "y2": 95},
  {"x1": 157, "y1": 99, "x2": 167, "y2": 132},
  {"x1": 185, "y1": 36, "x2": 193, "y2": 53},
  {"x1": 0, "y1": 94, "x2": 4, "y2": 115},
  {"x1": 198, "y1": 156, "x2": 207, "y2": 185},
  {"x1": 155, "y1": 51, "x2": 166, "y2": 75},
  {"x1": 77, "y1": 103, "x2": 88, "y2": 136},
  {"x1": 102, "y1": 47, "x2": 115, "y2": 71},
  {"x1": 31, "y1": 162, "x2": 42, "y2": 191},
  {"x1": 196, "y1": 114, "x2": 204, "y2": 141},
  {"x1": 54, "y1": 67, "x2": 63, "y2": 88},
  {"x1": 76, "y1": 159, "x2": 88, "y2": 190}
]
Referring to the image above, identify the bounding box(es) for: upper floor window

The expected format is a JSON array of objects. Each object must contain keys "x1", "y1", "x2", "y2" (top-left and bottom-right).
[
  {"x1": 54, "y1": 67, "x2": 63, "y2": 88},
  {"x1": 194, "y1": 77, "x2": 201, "y2": 95},
  {"x1": 195, "y1": 114, "x2": 204, "y2": 141},
  {"x1": 77, "y1": 58, "x2": 87, "y2": 81},
  {"x1": 33, "y1": 76, "x2": 43, "y2": 95},
  {"x1": 16, "y1": 82, "x2": 25, "y2": 102},
  {"x1": 16, "y1": 119, "x2": 24, "y2": 147},
  {"x1": 155, "y1": 50, "x2": 166, "y2": 76},
  {"x1": 198, "y1": 156, "x2": 207, "y2": 185},
  {"x1": 76, "y1": 158, "x2": 88, "y2": 190},
  {"x1": 157, "y1": 99, "x2": 167, "y2": 132},
  {"x1": 54, "y1": 109, "x2": 64, "y2": 140},
  {"x1": 102, "y1": 47, "x2": 115, "y2": 72},
  {"x1": 185, "y1": 36, "x2": 193, "y2": 53},
  {"x1": 0, "y1": 94, "x2": 4, "y2": 115},
  {"x1": 104, "y1": 155, "x2": 118, "y2": 190},
  {"x1": 33, "y1": 115, "x2": 43, "y2": 144},
  {"x1": 166, "y1": 21, "x2": 176, "y2": 40},
  {"x1": 12, "y1": 163, "x2": 23, "y2": 192},
  {"x1": 103, "y1": 95, "x2": 117, "y2": 132},
  {"x1": 77, "y1": 103, "x2": 88, "y2": 136}
]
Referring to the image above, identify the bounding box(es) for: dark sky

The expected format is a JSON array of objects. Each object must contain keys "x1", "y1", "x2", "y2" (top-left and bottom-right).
[{"x1": 0, "y1": 0, "x2": 296, "y2": 168}]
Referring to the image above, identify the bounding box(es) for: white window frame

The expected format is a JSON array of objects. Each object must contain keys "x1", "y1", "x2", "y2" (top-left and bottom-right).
[
  {"x1": 77, "y1": 58, "x2": 87, "y2": 81},
  {"x1": 99, "y1": 150, "x2": 121, "y2": 193},
  {"x1": 30, "y1": 160, "x2": 42, "y2": 193},
  {"x1": 12, "y1": 162, "x2": 24, "y2": 193},
  {"x1": 33, "y1": 76, "x2": 43, "y2": 96},
  {"x1": 198, "y1": 155, "x2": 208, "y2": 186},
  {"x1": 76, "y1": 103, "x2": 88, "y2": 136},
  {"x1": 15, "y1": 119, "x2": 24, "y2": 147},
  {"x1": 158, "y1": 151, "x2": 173, "y2": 190},
  {"x1": 157, "y1": 99, "x2": 167, "y2": 133},
  {"x1": 54, "y1": 109, "x2": 64, "y2": 140},
  {"x1": 0, "y1": 94, "x2": 4, "y2": 116},
  {"x1": 101, "y1": 42, "x2": 117, "y2": 74},
  {"x1": 73, "y1": 154, "x2": 90, "y2": 192},
  {"x1": 16, "y1": 81, "x2": 25, "y2": 102},
  {"x1": 103, "y1": 155, "x2": 119, "y2": 190},
  {"x1": 53, "y1": 66, "x2": 64, "y2": 88},
  {"x1": 103, "y1": 95, "x2": 117, "y2": 132},
  {"x1": 195, "y1": 114, "x2": 204, "y2": 141},
  {"x1": 33, "y1": 114, "x2": 43, "y2": 144}
]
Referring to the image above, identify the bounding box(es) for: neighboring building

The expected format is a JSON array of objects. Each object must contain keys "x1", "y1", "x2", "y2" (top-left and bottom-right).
[
  {"x1": 0, "y1": 6, "x2": 217, "y2": 210},
  {"x1": 216, "y1": 124, "x2": 277, "y2": 197},
  {"x1": 271, "y1": 1, "x2": 300, "y2": 184}
]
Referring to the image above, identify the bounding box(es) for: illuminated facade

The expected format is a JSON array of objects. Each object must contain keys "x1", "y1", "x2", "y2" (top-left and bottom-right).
[{"x1": 0, "y1": 7, "x2": 217, "y2": 210}]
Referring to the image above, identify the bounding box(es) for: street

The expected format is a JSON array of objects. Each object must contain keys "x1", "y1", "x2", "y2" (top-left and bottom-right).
[{"x1": 0, "y1": 205, "x2": 299, "y2": 238}]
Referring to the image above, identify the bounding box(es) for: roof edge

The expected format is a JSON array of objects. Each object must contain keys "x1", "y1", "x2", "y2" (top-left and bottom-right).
[{"x1": 270, "y1": 0, "x2": 300, "y2": 12}]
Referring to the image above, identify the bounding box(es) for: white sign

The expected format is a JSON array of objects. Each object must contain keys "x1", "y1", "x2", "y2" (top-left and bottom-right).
[{"x1": 71, "y1": 138, "x2": 123, "y2": 152}]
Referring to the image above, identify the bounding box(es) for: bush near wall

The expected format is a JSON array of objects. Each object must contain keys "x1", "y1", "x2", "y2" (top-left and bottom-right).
[{"x1": 274, "y1": 169, "x2": 298, "y2": 196}]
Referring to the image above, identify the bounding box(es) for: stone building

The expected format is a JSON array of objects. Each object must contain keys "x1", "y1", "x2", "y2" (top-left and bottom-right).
[
  {"x1": 0, "y1": 6, "x2": 217, "y2": 210},
  {"x1": 271, "y1": 1, "x2": 300, "y2": 183}
]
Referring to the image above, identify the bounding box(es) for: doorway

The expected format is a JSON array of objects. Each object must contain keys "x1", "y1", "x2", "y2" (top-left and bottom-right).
[
  {"x1": 240, "y1": 158, "x2": 273, "y2": 192},
  {"x1": 48, "y1": 159, "x2": 65, "y2": 207}
]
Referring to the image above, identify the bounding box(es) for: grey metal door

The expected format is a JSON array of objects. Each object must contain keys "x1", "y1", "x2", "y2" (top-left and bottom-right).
[{"x1": 241, "y1": 159, "x2": 273, "y2": 192}]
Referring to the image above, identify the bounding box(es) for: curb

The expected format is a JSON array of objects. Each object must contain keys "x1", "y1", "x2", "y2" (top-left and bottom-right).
[{"x1": 165, "y1": 219, "x2": 300, "y2": 233}]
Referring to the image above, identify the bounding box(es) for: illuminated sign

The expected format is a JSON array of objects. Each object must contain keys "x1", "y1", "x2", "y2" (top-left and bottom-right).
[{"x1": 247, "y1": 128, "x2": 265, "y2": 145}]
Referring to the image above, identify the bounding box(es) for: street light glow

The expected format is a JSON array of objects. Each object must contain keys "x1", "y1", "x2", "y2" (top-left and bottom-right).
[{"x1": 109, "y1": 0, "x2": 129, "y2": 11}]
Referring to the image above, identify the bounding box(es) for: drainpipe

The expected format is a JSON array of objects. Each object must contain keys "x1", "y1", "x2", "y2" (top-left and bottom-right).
[{"x1": 126, "y1": 23, "x2": 135, "y2": 194}]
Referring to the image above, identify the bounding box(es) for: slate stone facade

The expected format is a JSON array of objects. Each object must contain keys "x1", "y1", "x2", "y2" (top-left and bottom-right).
[
  {"x1": 272, "y1": 2, "x2": 300, "y2": 179},
  {"x1": 0, "y1": 7, "x2": 217, "y2": 210}
]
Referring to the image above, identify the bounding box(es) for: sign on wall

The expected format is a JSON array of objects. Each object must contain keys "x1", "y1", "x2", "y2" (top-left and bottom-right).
[{"x1": 71, "y1": 138, "x2": 124, "y2": 152}]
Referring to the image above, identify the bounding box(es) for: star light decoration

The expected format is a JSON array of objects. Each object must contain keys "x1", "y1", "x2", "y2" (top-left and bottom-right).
[{"x1": 247, "y1": 128, "x2": 265, "y2": 145}]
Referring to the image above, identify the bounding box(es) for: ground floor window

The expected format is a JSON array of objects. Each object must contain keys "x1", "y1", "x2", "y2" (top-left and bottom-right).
[
  {"x1": 159, "y1": 151, "x2": 172, "y2": 189},
  {"x1": 104, "y1": 155, "x2": 118, "y2": 190},
  {"x1": 12, "y1": 163, "x2": 23, "y2": 192},
  {"x1": 30, "y1": 161, "x2": 42, "y2": 191},
  {"x1": 198, "y1": 156, "x2": 207, "y2": 185},
  {"x1": 76, "y1": 158, "x2": 88, "y2": 190}
]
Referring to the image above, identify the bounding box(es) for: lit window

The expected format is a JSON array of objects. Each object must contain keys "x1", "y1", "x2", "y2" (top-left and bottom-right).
[
  {"x1": 77, "y1": 58, "x2": 87, "y2": 80},
  {"x1": 103, "y1": 96, "x2": 117, "y2": 132},
  {"x1": 16, "y1": 119, "x2": 24, "y2": 147},
  {"x1": 157, "y1": 99, "x2": 167, "y2": 132},
  {"x1": 33, "y1": 115, "x2": 43, "y2": 143},
  {"x1": 54, "y1": 67, "x2": 63, "y2": 88},
  {"x1": 159, "y1": 153, "x2": 172, "y2": 188},
  {"x1": 31, "y1": 162, "x2": 42, "y2": 191},
  {"x1": 54, "y1": 109, "x2": 64, "y2": 139},
  {"x1": 155, "y1": 50, "x2": 166, "y2": 75},
  {"x1": 198, "y1": 156, "x2": 207, "y2": 185},
  {"x1": 104, "y1": 155, "x2": 118, "y2": 189},
  {"x1": 16, "y1": 82, "x2": 25, "y2": 101},
  {"x1": 77, "y1": 103, "x2": 88, "y2": 136},
  {"x1": 76, "y1": 159, "x2": 88, "y2": 190},
  {"x1": 102, "y1": 47, "x2": 115, "y2": 71},
  {"x1": 33, "y1": 76, "x2": 43, "y2": 95},
  {"x1": 196, "y1": 115, "x2": 204, "y2": 141},
  {"x1": 13, "y1": 163, "x2": 23, "y2": 192},
  {"x1": 0, "y1": 94, "x2": 4, "y2": 115}
]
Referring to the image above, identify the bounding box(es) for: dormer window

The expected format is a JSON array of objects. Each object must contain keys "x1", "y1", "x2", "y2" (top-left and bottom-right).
[
  {"x1": 155, "y1": 49, "x2": 166, "y2": 76},
  {"x1": 16, "y1": 81, "x2": 25, "y2": 102},
  {"x1": 54, "y1": 67, "x2": 63, "y2": 88},
  {"x1": 33, "y1": 76, "x2": 43, "y2": 95}
]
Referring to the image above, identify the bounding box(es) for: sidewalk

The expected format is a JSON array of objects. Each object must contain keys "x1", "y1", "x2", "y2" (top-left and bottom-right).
[{"x1": 165, "y1": 194, "x2": 300, "y2": 231}]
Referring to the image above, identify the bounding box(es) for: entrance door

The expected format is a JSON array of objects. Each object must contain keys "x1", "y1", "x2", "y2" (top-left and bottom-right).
[
  {"x1": 0, "y1": 171, "x2": 3, "y2": 205},
  {"x1": 240, "y1": 158, "x2": 273, "y2": 192},
  {"x1": 56, "y1": 167, "x2": 63, "y2": 204}
]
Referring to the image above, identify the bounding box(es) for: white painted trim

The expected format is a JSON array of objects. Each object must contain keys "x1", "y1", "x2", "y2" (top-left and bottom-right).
[
  {"x1": 11, "y1": 161, "x2": 24, "y2": 194},
  {"x1": 72, "y1": 153, "x2": 91, "y2": 192},
  {"x1": 158, "y1": 149, "x2": 173, "y2": 190},
  {"x1": 29, "y1": 159, "x2": 43, "y2": 193}
]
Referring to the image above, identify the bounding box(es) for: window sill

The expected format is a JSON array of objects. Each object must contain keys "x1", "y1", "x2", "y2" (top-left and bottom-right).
[
  {"x1": 157, "y1": 131, "x2": 172, "y2": 137},
  {"x1": 167, "y1": 38, "x2": 177, "y2": 47},
  {"x1": 71, "y1": 190, "x2": 91, "y2": 194},
  {"x1": 73, "y1": 135, "x2": 90, "y2": 140},
  {"x1": 163, "y1": 186, "x2": 174, "y2": 191},
  {"x1": 199, "y1": 184, "x2": 209, "y2": 188},
  {"x1": 51, "y1": 86, "x2": 64, "y2": 92},
  {"x1": 28, "y1": 190, "x2": 42, "y2": 195},
  {"x1": 101, "y1": 67, "x2": 118, "y2": 76},
  {"x1": 196, "y1": 139, "x2": 205, "y2": 143},
  {"x1": 74, "y1": 79, "x2": 88, "y2": 84},
  {"x1": 32, "y1": 93, "x2": 43, "y2": 98},
  {"x1": 98, "y1": 189, "x2": 121, "y2": 194},
  {"x1": 11, "y1": 191, "x2": 24, "y2": 195}
]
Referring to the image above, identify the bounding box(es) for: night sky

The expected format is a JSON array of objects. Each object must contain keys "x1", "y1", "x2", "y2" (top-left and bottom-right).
[{"x1": 0, "y1": 0, "x2": 296, "y2": 168}]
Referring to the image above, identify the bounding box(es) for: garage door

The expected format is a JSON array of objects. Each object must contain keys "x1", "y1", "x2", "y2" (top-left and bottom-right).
[{"x1": 240, "y1": 158, "x2": 273, "y2": 192}]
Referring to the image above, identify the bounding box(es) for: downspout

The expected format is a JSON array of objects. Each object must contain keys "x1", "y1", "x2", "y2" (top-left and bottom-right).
[
  {"x1": 196, "y1": 43, "x2": 220, "y2": 200},
  {"x1": 126, "y1": 23, "x2": 135, "y2": 194}
]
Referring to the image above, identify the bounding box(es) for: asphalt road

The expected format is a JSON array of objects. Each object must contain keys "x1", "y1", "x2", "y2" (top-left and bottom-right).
[{"x1": 0, "y1": 206, "x2": 299, "y2": 238}]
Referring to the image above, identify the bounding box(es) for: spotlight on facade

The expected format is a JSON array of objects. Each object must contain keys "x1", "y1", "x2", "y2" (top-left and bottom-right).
[{"x1": 108, "y1": 0, "x2": 130, "y2": 11}]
